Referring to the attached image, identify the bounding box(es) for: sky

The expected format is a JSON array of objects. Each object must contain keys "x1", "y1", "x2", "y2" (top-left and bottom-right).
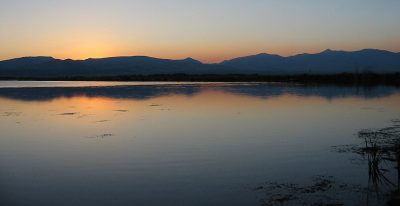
[{"x1": 1, "y1": 0, "x2": 399, "y2": 63}]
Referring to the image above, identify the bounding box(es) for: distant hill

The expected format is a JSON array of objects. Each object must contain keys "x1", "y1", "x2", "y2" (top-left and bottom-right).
[
  {"x1": 221, "y1": 49, "x2": 400, "y2": 74},
  {"x1": 0, "y1": 49, "x2": 399, "y2": 77},
  {"x1": 0, "y1": 56, "x2": 229, "y2": 77}
]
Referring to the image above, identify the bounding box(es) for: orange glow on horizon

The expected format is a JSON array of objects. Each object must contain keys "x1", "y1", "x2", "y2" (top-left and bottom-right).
[{"x1": 1, "y1": 33, "x2": 400, "y2": 63}]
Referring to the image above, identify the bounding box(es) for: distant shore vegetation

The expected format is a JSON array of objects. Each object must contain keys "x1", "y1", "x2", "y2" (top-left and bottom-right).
[{"x1": 1, "y1": 72, "x2": 399, "y2": 86}]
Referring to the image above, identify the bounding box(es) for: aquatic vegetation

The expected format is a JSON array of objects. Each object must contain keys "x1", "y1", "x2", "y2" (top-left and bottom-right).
[
  {"x1": 257, "y1": 176, "x2": 363, "y2": 206},
  {"x1": 96, "y1": 120, "x2": 110, "y2": 123},
  {"x1": 334, "y1": 120, "x2": 400, "y2": 204},
  {"x1": 1, "y1": 111, "x2": 21, "y2": 117},
  {"x1": 77, "y1": 114, "x2": 91, "y2": 119},
  {"x1": 356, "y1": 120, "x2": 400, "y2": 205},
  {"x1": 58, "y1": 112, "x2": 78, "y2": 116},
  {"x1": 114, "y1": 109, "x2": 128, "y2": 112},
  {"x1": 85, "y1": 133, "x2": 114, "y2": 139},
  {"x1": 260, "y1": 119, "x2": 400, "y2": 206}
]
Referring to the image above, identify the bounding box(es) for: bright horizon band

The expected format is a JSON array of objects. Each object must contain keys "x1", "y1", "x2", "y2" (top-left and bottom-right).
[{"x1": 1, "y1": 0, "x2": 399, "y2": 63}]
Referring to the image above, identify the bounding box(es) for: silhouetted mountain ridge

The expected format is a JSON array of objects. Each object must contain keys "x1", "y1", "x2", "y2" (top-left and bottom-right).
[
  {"x1": 222, "y1": 49, "x2": 400, "y2": 74},
  {"x1": 1, "y1": 49, "x2": 399, "y2": 77}
]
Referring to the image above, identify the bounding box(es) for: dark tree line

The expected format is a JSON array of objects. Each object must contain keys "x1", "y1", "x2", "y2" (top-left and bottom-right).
[{"x1": 1, "y1": 72, "x2": 400, "y2": 86}]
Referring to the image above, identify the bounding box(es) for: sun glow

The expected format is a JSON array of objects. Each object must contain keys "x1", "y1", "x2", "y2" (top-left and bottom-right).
[{"x1": 49, "y1": 31, "x2": 126, "y2": 60}]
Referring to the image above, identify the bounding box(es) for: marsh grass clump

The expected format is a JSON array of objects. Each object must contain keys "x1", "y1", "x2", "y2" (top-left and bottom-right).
[
  {"x1": 332, "y1": 120, "x2": 400, "y2": 164},
  {"x1": 260, "y1": 119, "x2": 400, "y2": 206},
  {"x1": 333, "y1": 119, "x2": 400, "y2": 205}
]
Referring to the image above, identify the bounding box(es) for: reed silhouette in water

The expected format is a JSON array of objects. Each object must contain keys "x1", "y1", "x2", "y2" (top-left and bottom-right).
[
  {"x1": 332, "y1": 120, "x2": 400, "y2": 205},
  {"x1": 356, "y1": 120, "x2": 400, "y2": 205},
  {"x1": 258, "y1": 120, "x2": 400, "y2": 206}
]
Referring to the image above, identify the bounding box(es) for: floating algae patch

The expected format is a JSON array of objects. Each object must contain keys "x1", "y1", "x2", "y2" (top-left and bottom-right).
[
  {"x1": 85, "y1": 133, "x2": 114, "y2": 139},
  {"x1": 114, "y1": 109, "x2": 129, "y2": 112},
  {"x1": 58, "y1": 112, "x2": 78, "y2": 116},
  {"x1": 332, "y1": 119, "x2": 400, "y2": 157},
  {"x1": 96, "y1": 120, "x2": 110, "y2": 123},
  {"x1": 1, "y1": 112, "x2": 22, "y2": 117},
  {"x1": 256, "y1": 176, "x2": 363, "y2": 206}
]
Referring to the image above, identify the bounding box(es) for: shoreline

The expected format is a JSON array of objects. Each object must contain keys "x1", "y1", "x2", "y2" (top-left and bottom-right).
[{"x1": 0, "y1": 73, "x2": 399, "y2": 86}]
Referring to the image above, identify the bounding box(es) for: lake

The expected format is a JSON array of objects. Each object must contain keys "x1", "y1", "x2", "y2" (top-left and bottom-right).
[{"x1": 1, "y1": 81, "x2": 400, "y2": 206}]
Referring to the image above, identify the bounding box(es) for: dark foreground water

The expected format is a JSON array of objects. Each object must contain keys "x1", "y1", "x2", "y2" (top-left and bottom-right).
[{"x1": 1, "y1": 81, "x2": 400, "y2": 206}]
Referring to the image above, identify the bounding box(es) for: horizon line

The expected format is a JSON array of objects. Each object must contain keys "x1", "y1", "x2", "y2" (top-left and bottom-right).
[{"x1": 1, "y1": 48, "x2": 399, "y2": 64}]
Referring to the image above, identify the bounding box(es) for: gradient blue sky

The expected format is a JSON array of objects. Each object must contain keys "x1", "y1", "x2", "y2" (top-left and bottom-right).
[{"x1": 1, "y1": 0, "x2": 399, "y2": 62}]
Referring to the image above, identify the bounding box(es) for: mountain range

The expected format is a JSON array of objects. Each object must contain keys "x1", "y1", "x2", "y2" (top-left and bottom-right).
[{"x1": 0, "y1": 49, "x2": 399, "y2": 77}]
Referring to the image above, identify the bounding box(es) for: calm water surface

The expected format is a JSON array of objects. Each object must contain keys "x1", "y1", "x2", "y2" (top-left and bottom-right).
[{"x1": 1, "y1": 81, "x2": 400, "y2": 206}]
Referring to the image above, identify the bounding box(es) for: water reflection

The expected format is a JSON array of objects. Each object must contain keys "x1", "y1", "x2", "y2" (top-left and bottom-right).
[
  {"x1": 0, "y1": 83, "x2": 398, "y2": 101},
  {"x1": 1, "y1": 82, "x2": 400, "y2": 206}
]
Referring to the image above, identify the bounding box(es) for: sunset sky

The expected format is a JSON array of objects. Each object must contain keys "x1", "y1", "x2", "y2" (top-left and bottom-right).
[{"x1": 1, "y1": 0, "x2": 399, "y2": 63}]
